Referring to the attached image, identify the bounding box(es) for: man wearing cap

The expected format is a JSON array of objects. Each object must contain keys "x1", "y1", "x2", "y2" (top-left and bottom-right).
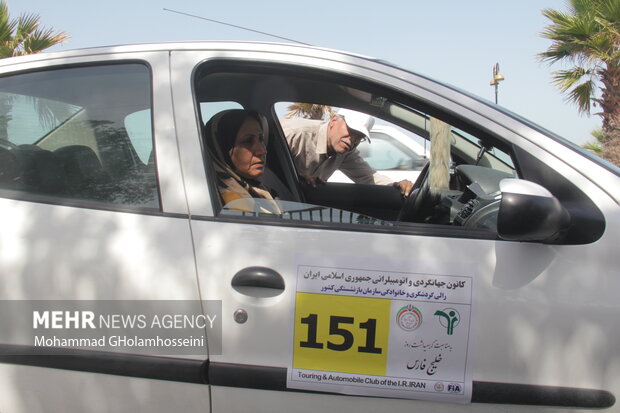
[{"x1": 281, "y1": 109, "x2": 414, "y2": 196}]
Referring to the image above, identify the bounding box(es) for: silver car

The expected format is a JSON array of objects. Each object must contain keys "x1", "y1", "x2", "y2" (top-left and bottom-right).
[{"x1": 0, "y1": 42, "x2": 618, "y2": 413}]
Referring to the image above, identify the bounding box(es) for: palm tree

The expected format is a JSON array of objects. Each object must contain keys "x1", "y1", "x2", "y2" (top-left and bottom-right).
[
  {"x1": 0, "y1": 1, "x2": 68, "y2": 138},
  {"x1": 583, "y1": 128, "x2": 604, "y2": 155},
  {"x1": 0, "y1": 0, "x2": 68, "y2": 58},
  {"x1": 539, "y1": 0, "x2": 620, "y2": 166},
  {"x1": 286, "y1": 103, "x2": 333, "y2": 120}
]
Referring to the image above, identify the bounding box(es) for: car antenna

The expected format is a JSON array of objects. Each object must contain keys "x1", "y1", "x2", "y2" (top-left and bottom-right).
[{"x1": 163, "y1": 8, "x2": 313, "y2": 46}]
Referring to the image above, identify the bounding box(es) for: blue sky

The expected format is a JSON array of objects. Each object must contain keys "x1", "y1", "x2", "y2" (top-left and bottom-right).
[{"x1": 13, "y1": 0, "x2": 599, "y2": 145}]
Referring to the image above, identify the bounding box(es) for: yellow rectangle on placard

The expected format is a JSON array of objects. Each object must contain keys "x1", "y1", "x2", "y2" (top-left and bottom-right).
[{"x1": 293, "y1": 292, "x2": 390, "y2": 376}]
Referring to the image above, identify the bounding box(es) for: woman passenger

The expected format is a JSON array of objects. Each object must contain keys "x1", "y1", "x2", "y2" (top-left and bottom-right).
[{"x1": 205, "y1": 109, "x2": 280, "y2": 213}]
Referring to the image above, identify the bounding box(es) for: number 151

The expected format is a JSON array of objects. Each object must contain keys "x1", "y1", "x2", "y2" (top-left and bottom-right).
[{"x1": 299, "y1": 314, "x2": 382, "y2": 354}]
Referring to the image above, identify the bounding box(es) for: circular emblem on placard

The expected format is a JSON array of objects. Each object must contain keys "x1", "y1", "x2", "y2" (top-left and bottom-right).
[
  {"x1": 396, "y1": 304, "x2": 422, "y2": 331},
  {"x1": 435, "y1": 308, "x2": 460, "y2": 335},
  {"x1": 434, "y1": 382, "x2": 445, "y2": 392}
]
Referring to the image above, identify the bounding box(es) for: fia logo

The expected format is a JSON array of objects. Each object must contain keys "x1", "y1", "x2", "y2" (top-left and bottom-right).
[
  {"x1": 447, "y1": 383, "x2": 462, "y2": 393},
  {"x1": 434, "y1": 308, "x2": 460, "y2": 335}
]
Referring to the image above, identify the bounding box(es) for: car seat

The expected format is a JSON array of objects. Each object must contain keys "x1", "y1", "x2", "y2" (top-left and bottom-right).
[
  {"x1": 54, "y1": 145, "x2": 109, "y2": 199},
  {"x1": 17, "y1": 145, "x2": 66, "y2": 195}
]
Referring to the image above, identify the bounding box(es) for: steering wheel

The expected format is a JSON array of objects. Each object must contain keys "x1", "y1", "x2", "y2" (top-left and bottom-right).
[{"x1": 396, "y1": 161, "x2": 432, "y2": 223}]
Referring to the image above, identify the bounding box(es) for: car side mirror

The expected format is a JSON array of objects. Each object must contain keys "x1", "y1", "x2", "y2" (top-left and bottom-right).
[{"x1": 497, "y1": 178, "x2": 570, "y2": 243}]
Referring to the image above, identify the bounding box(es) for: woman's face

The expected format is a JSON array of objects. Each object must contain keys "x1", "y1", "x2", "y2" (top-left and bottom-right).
[{"x1": 229, "y1": 117, "x2": 267, "y2": 180}]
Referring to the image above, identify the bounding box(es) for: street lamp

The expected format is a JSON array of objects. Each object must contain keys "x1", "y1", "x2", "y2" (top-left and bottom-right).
[{"x1": 489, "y1": 63, "x2": 505, "y2": 104}]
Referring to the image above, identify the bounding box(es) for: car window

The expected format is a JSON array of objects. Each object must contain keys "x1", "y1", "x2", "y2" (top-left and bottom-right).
[
  {"x1": 200, "y1": 101, "x2": 243, "y2": 124},
  {"x1": 360, "y1": 133, "x2": 425, "y2": 170},
  {"x1": 125, "y1": 109, "x2": 153, "y2": 164},
  {"x1": 0, "y1": 64, "x2": 159, "y2": 209},
  {"x1": 4, "y1": 94, "x2": 82, "y2": 146},
  {"x1": 194, "y1": 63, "x2": 522, "y2": 238}
]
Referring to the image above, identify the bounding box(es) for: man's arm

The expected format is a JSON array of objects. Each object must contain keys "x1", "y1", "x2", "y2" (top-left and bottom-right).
[{"x1": 339, "y1": 150, "x2": 394, "y2": 185}]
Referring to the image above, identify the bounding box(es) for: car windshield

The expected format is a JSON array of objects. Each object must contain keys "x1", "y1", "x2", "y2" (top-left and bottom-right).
[{"x1": 384, "y1": 101, "x2": 516, "y2": 173}]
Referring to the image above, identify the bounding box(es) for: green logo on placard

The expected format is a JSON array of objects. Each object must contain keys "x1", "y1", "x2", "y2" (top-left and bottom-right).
[{"x1": 434, "y1": 308, "x2": 459, "y2": 335}]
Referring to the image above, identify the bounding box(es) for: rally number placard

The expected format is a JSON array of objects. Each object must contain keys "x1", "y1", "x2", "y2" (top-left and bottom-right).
[
  {"x1": 294, "y1": 293, "x2": 389, "y2": 376},
  {"x1": 288, "y1": 264, "x2": 473, "y2": 404}
]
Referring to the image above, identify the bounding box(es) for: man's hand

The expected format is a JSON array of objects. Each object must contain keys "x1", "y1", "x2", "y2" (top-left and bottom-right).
[
  {"x1": 394, "y1": 179, "x2": 414, "y2": 197},
  {"x1": 299, "y1": 172, "x2": 325, "y2": 188}
]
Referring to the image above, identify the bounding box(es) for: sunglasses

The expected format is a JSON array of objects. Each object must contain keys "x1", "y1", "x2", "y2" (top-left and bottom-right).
[{"x1": 337, "y1": 116, "x2": 370, "y2": 146}]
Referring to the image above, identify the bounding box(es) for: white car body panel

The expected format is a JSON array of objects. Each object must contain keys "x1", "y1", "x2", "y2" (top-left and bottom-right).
[
  {"x1": 0, "y1": 49, "x2": 206, "y2": 412},
  {"x1": 0, "y1": 364, "x2": 211, "y2": 412},
  {"x1": 0, "y1": 42, "x2": 617, "y2": 413}
]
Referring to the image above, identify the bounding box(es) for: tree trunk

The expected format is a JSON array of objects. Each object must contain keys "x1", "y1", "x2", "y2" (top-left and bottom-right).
[
  {"x1": 0, "y1": 94, "x2": 12, "y2": 140},
  {"x1": 598, "y1": 63, "x2": 620, "y2": 166},
  {"x1": 602, "y1": 127, "x2": 620, "y2": 165}
]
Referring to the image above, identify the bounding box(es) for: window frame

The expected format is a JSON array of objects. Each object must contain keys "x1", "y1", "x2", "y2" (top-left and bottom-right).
[
  {"x1": 192, "y1": 59, "x2": 603, "y2": 244},
  {"x1": 0, "y1": 61, "x2": 163, "y2": 214}
]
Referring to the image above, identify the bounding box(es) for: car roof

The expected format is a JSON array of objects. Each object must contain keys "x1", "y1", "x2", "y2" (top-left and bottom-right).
[
  {"x1": 0, "y1": 41, "x2": 377, "y2": 67},
  {"x1": 0, "y1": 41, "x2": 488, "y2": 123},
  {"x1": 5, "y1": 41, "x2": 617, "y2": 178}
]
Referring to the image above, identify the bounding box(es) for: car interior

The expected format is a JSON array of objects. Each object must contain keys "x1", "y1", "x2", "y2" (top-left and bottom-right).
[{"x1": 195, "y1": 61, "x2": 523, "y2": 237}]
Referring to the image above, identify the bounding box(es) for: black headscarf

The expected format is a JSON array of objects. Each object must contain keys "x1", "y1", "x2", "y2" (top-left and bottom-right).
[{"x1": 204, "y1": 109, "x2": 280, "y2": 210}]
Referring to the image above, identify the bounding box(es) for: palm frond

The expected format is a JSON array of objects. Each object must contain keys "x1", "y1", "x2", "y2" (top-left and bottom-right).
[
  {"x1": 551, "y1": 67, "x2": 590, "y2": 91},
  {"x1": 0, "y1": 1, "x2": 15, "y2": 43},
  {"x1": 538, "y1": 41, "x2": 590, "y2": 64},
  {"x1": 566, "y1": 80, "x2": 596, "y2": 113},
  {"x1": 0, "y1": 45, "x2": 12, "y2": 58},
  {"x1": 539, "y1": 0, "x2": 620, "y2": 119},
  {"x1": 590, "y1": 127, "x2": 605, "y2": 142},
  {"x1": 0, "y1": 1, "x2": 68, "y2": 57},
  {"x1": 570, "y1": 0, "x2": 597, "y2": 15},
  {"x1": 597, "y1": 0, "x2": 620, "y2": 34},
  {"x1": 541, "y1": 10, "x2": 597, "y2": 39},
  {"x1": 15, "y1": 13, "x2": 39, "y2": 42},
  {"x1": 539, "y1": 7, "x2": 605, "y2": 65},
  {"x1": 586, "y1": 32, "x2": 617, "y2": 60},
  {"x1": 21, "y1": 27, "x2": 68, "y2": 55},
  {"x1": 286, "y1": 103, "x2": 333, "y2": 120},
  {"x1": 541, "y1": 8, "x2": 574, "y2": 29},
  {"x1": 583, "y1": 141, "x2": 603, "y2": 153}
]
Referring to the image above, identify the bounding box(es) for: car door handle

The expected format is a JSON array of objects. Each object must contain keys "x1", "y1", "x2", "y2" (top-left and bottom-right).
[{"x1": 231, "y1": 267, "x2": 285, "y2": 297}]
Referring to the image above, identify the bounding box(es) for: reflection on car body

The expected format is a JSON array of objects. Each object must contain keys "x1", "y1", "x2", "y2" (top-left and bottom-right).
[{"x1": 0, "y1": 42, "x2": 618, "y2": 413}]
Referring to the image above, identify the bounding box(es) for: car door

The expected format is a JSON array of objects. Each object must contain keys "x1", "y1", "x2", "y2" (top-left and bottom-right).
[
  {"x1": 172, "y1": 45, "x2": 620, "y2": 413},
  {"x1": 0, "y1": 50, "x2": 211, "y2": 412}
]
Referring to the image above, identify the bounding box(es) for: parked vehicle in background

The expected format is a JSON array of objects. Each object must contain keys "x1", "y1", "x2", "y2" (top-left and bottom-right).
[{"x1": 328, "y1": 124, "x2": 429, "y2": 184}]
